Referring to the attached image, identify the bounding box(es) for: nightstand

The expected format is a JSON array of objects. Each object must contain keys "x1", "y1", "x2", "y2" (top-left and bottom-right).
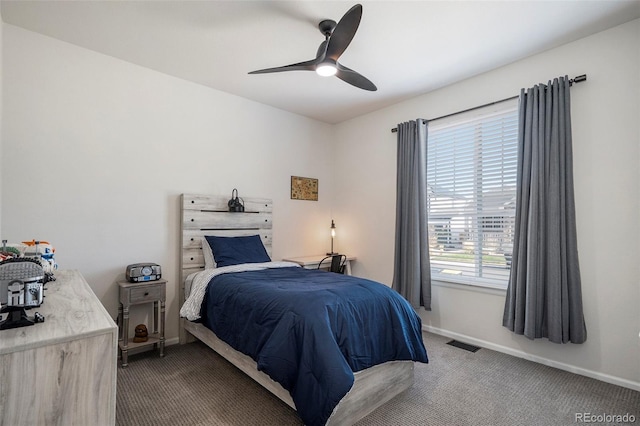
[
  {"x1": 117, "y1": 279, "x2": 166, "y2": 367},
  {"x1": 282, "y1": 254, "x2": 356, "y2": 276}
]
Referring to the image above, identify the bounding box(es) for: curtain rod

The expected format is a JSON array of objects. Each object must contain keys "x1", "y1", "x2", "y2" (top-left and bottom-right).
[{"x1": 390, "y1": 74, "x2": 587, "y2": 133}]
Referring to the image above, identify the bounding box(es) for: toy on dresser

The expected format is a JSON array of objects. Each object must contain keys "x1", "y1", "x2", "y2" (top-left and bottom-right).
[
  {"x1": 0, "y1": 257, "x2": 48, "y2": 329},
  {"x1": 1, "y1": 240, "x2": 58, "y2": 273},
  {"x1": 21, "y1": 240, "x2": 58, "y2": 273},
  {"x1": 0, "y1": 240, "x2": 20, "y2": 262},
  {"x1": 1, "y1": 239, "x2": 57, "y2": 293}
]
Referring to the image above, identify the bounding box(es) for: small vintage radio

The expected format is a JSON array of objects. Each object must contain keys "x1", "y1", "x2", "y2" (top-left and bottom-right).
[{"x1": 126, "y1": 263, "x2": 162, "y2": 283}]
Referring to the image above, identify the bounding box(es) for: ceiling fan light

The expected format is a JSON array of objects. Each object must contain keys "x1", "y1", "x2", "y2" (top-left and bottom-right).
[{"x1": 316, "y1": 63, "x2": 337, "y2": 77}]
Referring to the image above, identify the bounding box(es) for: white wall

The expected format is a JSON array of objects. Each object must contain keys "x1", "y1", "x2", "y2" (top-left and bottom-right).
[
  {"x1": 1, "y1": 24, "x2": 335, "y2": 340},
  {"x1": 333, "y1": 19, "x2": 640, "y2": 389}
]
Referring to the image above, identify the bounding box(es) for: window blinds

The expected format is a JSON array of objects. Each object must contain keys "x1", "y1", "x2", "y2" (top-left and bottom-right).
[{"x1": 427, "y1": 98, "x2": 518, "y2": 288}]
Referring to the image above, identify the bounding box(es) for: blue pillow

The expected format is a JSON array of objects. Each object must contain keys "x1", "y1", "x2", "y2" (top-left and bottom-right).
[{"x1": 205, "y1": 235, "x2": 271, "y2": 268}]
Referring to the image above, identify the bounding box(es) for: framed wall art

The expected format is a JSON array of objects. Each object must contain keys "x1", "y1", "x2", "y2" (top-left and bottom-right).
[{"x1": 290, "y1": 176, "x2": 318, "y2": 201}]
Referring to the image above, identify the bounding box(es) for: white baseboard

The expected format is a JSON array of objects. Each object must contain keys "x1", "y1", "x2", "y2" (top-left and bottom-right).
[
  {"x1": 423, "y1": 325, "x2": 640, "y2": 392},
  {"x1": 165, "y1": 337, "x2": 180, "y2": 346}
]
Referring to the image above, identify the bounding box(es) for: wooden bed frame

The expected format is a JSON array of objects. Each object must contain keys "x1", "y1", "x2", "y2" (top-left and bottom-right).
[{"x1": 178, "y1": 193, "x2": 414, "y2": 425}]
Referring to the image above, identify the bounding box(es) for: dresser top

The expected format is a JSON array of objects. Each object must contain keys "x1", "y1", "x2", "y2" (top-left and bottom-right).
[{"x1": 0, "y1": 269, "x2": 116, "y2": 355}]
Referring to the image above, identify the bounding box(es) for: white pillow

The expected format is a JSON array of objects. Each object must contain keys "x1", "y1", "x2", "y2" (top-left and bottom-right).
[{"x1": 202, "y1": 237, "x2": 216, "y2": 269}]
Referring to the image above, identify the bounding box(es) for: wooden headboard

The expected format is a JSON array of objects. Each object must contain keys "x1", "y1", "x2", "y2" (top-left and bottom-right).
[{"x1": 179, "y1": 193, "x2": 273, "y2": 326}]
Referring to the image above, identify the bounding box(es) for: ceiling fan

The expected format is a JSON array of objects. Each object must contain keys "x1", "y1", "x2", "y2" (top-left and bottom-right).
[{"x1": 248, "y1": 4, "x2": 377, "y2": 91}]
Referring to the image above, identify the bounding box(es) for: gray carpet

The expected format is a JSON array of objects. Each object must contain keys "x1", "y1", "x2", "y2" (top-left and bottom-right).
[{"x1": 117, "y1": 332, "x2": 640, "y2": 425}]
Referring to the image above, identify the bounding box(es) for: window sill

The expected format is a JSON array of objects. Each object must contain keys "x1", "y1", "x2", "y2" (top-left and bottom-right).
[{"x1": 432, "y1": 277, "x2": 507, "y2": 296}]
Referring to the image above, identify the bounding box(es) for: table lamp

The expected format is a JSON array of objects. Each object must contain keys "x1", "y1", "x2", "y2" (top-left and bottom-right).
[{"x1": 327, "y1": 220, "x2": 336, "y2": 255}]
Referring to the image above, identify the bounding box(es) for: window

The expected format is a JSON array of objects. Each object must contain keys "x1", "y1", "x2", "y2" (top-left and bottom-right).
[{"x1": 427, "y1": 99, "x2": 518, "y2": 289}]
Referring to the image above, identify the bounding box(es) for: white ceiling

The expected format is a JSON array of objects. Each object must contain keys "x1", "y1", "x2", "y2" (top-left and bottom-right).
[{"x1": 2, "y1": 0, "x2": 639, "y2": 124}]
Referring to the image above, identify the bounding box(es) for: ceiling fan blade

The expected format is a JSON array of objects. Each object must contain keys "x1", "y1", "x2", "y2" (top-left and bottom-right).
[
  {"x1": 335, "y1": 62, "x2": 377, "y2": 91},
  {"x1": 315, "y1": 40, "x2": 328, "y2": 61},
  {"x1": 325, "y1": 4, "x2": 362, "y2": 61},
  {"x1": 248, "y1": 58, "x2": 319, "y2": 74}
]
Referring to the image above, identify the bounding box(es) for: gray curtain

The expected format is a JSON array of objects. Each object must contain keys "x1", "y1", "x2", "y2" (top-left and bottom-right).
[
  {"x1": 503, "y1": 76, "x2": 586, "y2": 343},
  {"x1": 392, "y1": 119, "x2": 431, "y2": 310}
]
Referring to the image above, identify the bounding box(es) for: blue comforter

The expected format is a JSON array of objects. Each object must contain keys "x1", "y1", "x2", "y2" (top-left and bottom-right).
[{"x1": 200, "y1": 266, "x2": 428, "y2": 426}]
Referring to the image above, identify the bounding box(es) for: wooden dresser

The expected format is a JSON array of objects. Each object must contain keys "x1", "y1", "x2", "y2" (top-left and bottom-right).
[{"x1": 0, "y1": 269, "x2": 117, "y2": 426}]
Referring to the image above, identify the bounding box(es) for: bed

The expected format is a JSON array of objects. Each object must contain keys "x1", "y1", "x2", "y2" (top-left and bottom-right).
[{"x1": 178, "y1": 193, "x2": 428, "y2": 425}]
